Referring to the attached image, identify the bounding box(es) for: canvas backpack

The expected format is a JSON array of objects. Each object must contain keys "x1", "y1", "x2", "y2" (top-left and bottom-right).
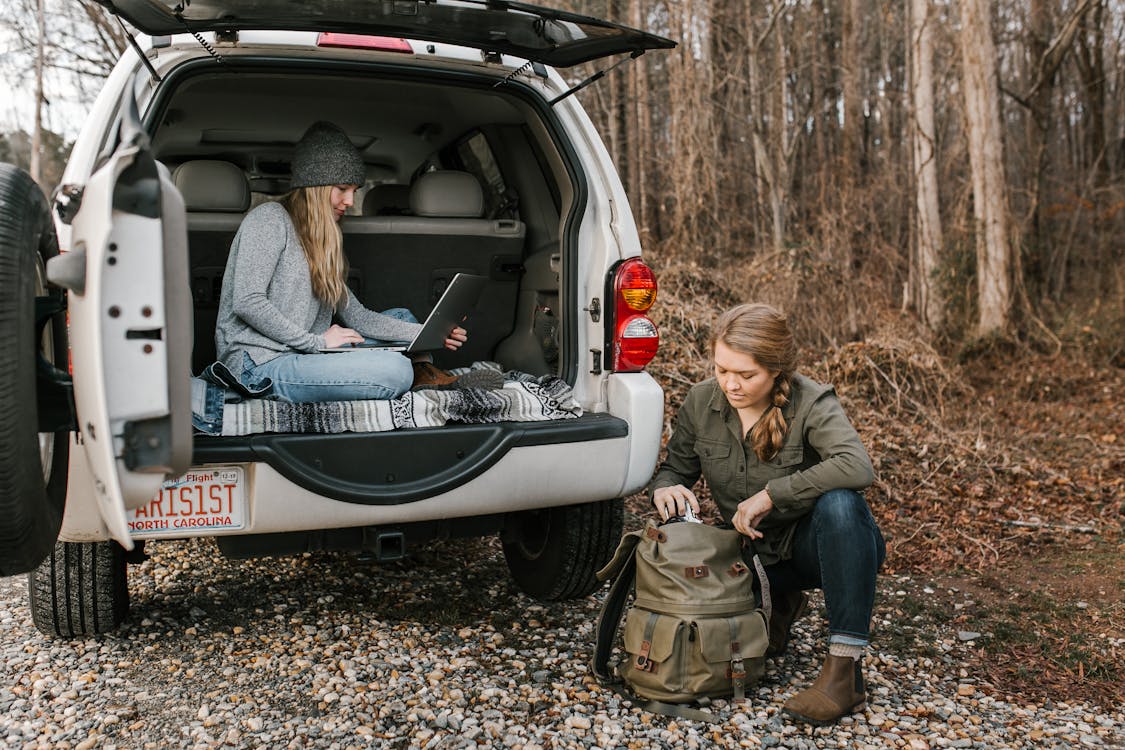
[{"x1": 591, "y1": 519, "x2": 772, "y2": 722}]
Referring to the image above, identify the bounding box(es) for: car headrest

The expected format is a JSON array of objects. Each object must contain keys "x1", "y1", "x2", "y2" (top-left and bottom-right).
[
  {"x1": 363, "y1": 183, "x2": 411, "y2": 216},
  {"x1": 172, "y1": 160, "x2": 250, "y2": 213},
  {"x1": 409, "y1": 171, "x2": 484, "y2": 218}
]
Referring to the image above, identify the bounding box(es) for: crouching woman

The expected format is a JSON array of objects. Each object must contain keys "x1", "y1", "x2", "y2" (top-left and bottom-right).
[{"x1": 650, "y1": 303, "x2": 886, "y2": 725}]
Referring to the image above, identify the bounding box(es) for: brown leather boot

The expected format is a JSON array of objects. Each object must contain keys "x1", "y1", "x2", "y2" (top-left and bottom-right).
[
  {"x1": 782, "y1": 653, "x2": 866, "y2": 725},
  {"x1": 766, "y1": 589, "x2": 809, "y2": 657},
  {"x1": 411, "y1": 361, "x2": 458, "y2": 389}
]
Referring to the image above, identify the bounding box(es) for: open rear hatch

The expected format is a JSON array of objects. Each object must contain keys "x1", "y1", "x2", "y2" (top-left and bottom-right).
[{"x1": 92, "y1": 0, "x2": 675, "y2": 67}]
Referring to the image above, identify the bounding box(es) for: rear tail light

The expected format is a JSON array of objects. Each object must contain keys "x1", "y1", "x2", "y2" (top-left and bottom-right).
[
  {"x1": 608, "y1": 258, "x2": 659, "y2": 372},
  {"x1": 317, "y1": 33, "x2": 413, "y2": 53}
]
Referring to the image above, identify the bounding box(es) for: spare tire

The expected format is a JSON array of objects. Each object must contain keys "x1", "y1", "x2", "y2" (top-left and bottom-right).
[{"x1": 0, "y1": 163, "x2": 70, "y2": 576}]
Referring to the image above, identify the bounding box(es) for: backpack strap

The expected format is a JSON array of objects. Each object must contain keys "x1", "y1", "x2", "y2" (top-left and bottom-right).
[
  {"x1": 591, "y1": 550, "x2": 636, "y2": 684},
  {"x1": 641, "y1": 699, "x2": 723, "y2": 723},
  {"x1": 727, "y1": 616, "x2": 747, "y2": 703},
  {"x1": 747, "y1": 550, "x2": 772, "y2": 624}
]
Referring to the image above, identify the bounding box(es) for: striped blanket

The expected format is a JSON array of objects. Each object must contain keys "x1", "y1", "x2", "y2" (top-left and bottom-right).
[{"x1": 207, "y1": 363, "x2": 582, "y2": 437}]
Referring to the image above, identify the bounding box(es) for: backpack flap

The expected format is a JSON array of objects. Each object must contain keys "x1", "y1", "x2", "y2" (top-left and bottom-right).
[
  {"x1": 694, "y1": 611, "x2": 768, "y2": 702},
  {"x1": 620, "y1": 609, "x2": 689, "y2": 701}
]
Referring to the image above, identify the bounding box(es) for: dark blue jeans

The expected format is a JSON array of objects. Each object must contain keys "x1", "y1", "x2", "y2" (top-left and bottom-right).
[{"x1": 764, "y1": 489, "x2": 886, "y2": 646}]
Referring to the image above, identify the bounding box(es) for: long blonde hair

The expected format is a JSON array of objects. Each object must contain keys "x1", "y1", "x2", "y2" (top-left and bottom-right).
[
  {"x1": 282, "y1": 186, "x2": 349, "y2": 308},
  {"x1": 712, "y1": 304, "x2": 799, "y2": 461}
]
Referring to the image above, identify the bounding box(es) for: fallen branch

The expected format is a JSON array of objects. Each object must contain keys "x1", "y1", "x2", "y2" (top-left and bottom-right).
[
  {"x1": 1003, "y1": 520, "x2": 1098, "y2": 534},
  {"x1": 898, "y1": 521, "x2": 940, "y2": 545}
]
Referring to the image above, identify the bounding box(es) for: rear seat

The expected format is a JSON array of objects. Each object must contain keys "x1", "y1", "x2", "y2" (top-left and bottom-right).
[
  {"x1": 173, "y1": 160, "x2": 250, "y2": 373},
  {"x1": 342, "y1": 170, "x2": 525, "y2": 367},
  {"x1": 362, "y1": 183, "x2": 411, "y2": 216}
]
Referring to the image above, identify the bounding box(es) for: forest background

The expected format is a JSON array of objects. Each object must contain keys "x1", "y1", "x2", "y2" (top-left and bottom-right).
[{"x1": 1, "y1": 0, "x2": 1121, "y2": 708}]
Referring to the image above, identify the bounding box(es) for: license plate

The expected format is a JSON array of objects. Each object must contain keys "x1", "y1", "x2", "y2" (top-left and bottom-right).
[{"x1": 127, "y1": 466, "x2": 246, "y2": 537}]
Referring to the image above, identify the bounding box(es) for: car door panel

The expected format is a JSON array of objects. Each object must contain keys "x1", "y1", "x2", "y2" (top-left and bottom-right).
[{"x1": 64, "y1": 96, "x2": 191, "y2": 549}]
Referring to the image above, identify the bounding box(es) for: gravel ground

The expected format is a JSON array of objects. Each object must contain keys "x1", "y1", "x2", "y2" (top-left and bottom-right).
[{"x1": 1, "y1": 537, "x2": 1121, "y2": 750}]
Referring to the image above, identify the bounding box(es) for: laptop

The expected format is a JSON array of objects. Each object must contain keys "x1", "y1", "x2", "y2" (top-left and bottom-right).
[{"x1": 319, "y1": 273, "x2": 488, "y2": 354}]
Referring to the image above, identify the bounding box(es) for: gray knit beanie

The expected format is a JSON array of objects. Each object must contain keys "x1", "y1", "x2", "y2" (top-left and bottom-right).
[{"x1": 289, "y1": 121, "x2": 366, "y2": 190}]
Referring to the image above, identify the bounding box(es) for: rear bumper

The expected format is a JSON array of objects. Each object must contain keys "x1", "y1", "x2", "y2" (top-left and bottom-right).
[
  {"x1": 59, "y1": 373, "x2": 664, "y2": 542},
  {"x1": 191, "y1": 412, "x2": 627, "y2": 505}
]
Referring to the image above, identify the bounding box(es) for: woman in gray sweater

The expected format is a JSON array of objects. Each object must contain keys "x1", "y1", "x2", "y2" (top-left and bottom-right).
[
  {"x1": 651, "y1": 303, "x2": 885, "y2": 725},
  {"x1": 215, "y1": 121, "x2": 465, "y2": 402}
]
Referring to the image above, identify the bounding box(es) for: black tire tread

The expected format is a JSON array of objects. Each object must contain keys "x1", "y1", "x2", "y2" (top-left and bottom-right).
[
  {"x1": 504, "y1": 498, "x2": 624, "y2": 601},
  {"x1": 0, "y1": 162, "x2": 68, "y2": 576},
  {"x1": 28, "y1": 541, "x2": 129, "y2": 637}
]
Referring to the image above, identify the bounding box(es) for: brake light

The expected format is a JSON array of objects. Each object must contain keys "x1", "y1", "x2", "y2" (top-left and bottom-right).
[
  {"x1": 317, "y1": 33, "x2": 413, "y2": 53},
  {"x1": 609, "y1": 258, "x2": 659, "y2": 372}
]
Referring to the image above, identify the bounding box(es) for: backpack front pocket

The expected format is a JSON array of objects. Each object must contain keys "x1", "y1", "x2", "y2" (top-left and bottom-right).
[
  {"x1": 621, "y1": 609, "x2": 688, "y2": 700},
  {"x1": 691, "y1": 611, "x2": 768, "y2": 699}
]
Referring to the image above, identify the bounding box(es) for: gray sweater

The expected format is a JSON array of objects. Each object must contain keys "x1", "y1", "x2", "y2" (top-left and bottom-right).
[{"x1": 215, "y1": 202, "x2": 422, "y2": 375}]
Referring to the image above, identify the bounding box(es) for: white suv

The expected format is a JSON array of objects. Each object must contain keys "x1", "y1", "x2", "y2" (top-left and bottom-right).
[{"x1": 0, "y1": 0, "x2": 671, "y2": 636}]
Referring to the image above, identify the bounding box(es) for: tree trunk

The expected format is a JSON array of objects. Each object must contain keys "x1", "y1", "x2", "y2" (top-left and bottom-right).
[
  {"x1": 747, "y1": 3, "x2": 789, "y2": 256},
  {"x1": 1074, "y1": 1, "x2": 1107, "y2": 187},
  {"x1": 909, "y1": 0, "x2": 944, "y2": 329},
  {"x1": 841, "y1": 0, "x2": 864, "y2": 186},
  {"x1": 959, "y1": 0, "x2": 1012, "y2": 336},
  {"x1": 1024, "y1": 0, "x2": 1052, "y2": 295},
  {"x1": 628, "y1": 0, "x2": 651, "y2": 241},
  {"x1": 30, "y1": 0, "x2": 46, "y2": 186}
]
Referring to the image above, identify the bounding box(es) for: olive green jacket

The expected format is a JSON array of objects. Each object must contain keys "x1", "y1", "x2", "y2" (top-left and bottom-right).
[{"x1": 651, "y1": 373, "x2": 874, "y2": 564}]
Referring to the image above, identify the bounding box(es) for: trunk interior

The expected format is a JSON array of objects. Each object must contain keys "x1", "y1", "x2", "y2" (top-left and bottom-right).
[{"x1": 143, "y1": 60, "x2": 576, "y2": 384}]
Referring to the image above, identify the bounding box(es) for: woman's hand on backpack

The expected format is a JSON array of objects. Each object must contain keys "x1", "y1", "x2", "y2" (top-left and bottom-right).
[
  {"x1": 324, "y1": 324, "x2": 364, "y2": 348},
  {"x1": 733, "y1": 489, "x2": 774, "y2": 539},
  {"x1": 653, "y1": 485, "x2": 701, "y2": 521},
  {"x1": 444, "y1": 326, "x2": 468, "y2": 351}
]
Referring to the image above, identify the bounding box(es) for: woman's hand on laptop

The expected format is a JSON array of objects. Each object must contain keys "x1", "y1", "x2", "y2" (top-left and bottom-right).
[
  {"x1": 444, "y1": 326, "x2": 468, "y2": 351},
  {"x1": 324, "y1": 324, "x2": 364, "y2": 349}
]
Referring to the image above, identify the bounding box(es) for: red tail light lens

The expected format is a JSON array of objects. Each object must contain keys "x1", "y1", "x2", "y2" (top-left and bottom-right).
[
  {"x1": 610, "y1": 259, "x2": 659, "y2": 371},
  {"x1": 618, "y1": 262, "x2": 657, "y2": 311}
]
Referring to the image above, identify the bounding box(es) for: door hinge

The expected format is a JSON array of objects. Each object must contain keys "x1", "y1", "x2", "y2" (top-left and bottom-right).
[
  {"x1": 584, "y1": 297, "x2": 601, "y2": 322},
  {"x1": 53, "y1": 184, "x2": 84, "y2": 225}
]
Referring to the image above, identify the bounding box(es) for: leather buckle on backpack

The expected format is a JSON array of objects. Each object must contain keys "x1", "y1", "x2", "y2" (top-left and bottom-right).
[
  {"x1": 685, "y1": 565, "x2": 710, "y2": 579},
  {"x1": 727, "y1": 561, "x2": 749, "y2": 577},
  {"x1": 636, "y1": 641, "x2": 659, "y2": 673},
  {"x1": 645, "y1": 527, "x2": 667, "y2": 543}
]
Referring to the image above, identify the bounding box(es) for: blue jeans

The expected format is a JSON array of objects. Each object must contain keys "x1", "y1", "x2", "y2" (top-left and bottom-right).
[
  {"x1": 764, "y1": 489, "x2": 886, "y2": 646},
  {"x1": 243, "y1": 308, "x2": 416, "y2": 403}
]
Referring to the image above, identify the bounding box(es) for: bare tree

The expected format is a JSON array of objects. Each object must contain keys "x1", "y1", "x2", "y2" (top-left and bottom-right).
[
  {"x1": 960, "y1": 0, "x2": 1013, "y2": 336},
  {"x1": 841, "y1": 0, "x2": 865, "y2": 186},
  {"x1": 3, "y1": 0, "x2": 128, "y2": 131},
  {"x1": 747, "y1": 1, "x2": 797, "y2": 255},
  {"x1": 909, "y1": 0, "x2": 944, "y2": 329},
  {"x1": 30, "y1": 0, "x2": 45, "y2": 185}
]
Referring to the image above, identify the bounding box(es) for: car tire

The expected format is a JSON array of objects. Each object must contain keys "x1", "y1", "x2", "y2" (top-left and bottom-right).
[
  {"x1": 0, "y1": 163, "x2": 69, "y2": 576},
  {"x1": 28, "y1": 541, "x2": 130, "y2": 637},
  {"x1": 502, "y1": 498, "x2": 624, "y2": 601}
]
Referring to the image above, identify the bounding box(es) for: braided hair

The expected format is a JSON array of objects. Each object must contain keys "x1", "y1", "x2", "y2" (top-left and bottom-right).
[{"x1": 712, "y1": 304, "x2": 798, "y2": 461}]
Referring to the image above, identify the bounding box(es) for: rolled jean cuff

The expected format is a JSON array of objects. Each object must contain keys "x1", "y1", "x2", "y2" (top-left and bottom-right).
[{"x1": 828, "y1": 633, "x2": 869, "y2": 648}]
